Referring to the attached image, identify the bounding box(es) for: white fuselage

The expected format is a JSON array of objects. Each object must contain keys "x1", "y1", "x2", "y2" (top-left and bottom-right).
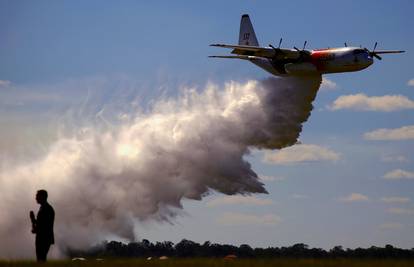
[{"x1": 250, "y1": 47, "x2": 374, "y2": 76}]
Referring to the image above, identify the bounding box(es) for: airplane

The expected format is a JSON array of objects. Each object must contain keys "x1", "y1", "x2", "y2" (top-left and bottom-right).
[{"x1": 210, "y1": 14, "x2": 405, "y2": 76}]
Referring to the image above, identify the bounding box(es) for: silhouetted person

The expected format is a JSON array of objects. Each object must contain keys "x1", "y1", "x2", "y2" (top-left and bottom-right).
[{"x1": 30, "y1": 189, "x2": 55, "y2": 262}]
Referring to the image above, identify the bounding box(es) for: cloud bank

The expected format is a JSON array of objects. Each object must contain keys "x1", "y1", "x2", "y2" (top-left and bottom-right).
[
  {"x1": 259, "y1": 175, "x2": 285, "y2": 182},
  {"x1": 339, "y1": 193, "x2": 369, "y2": 202},
  {"x1": 0, "y1": 80, "x2": 11, "y2": 87},
  {"x1": 381, "y1": 197, "x2": 410, "y2": 204},
  {"x1": 364, "y1": 125, "x2": 414, "y2": 140},
  {"x1": 383, "y1": 169, "x2": 414, "y2": 180},
  {"x1": 263, "y1": 144, "x2": 339, "y2": 165},
  {"x1": 379, "y1": 223, "x2": 403, "y2": 230},
  {"x1": 207, "y1": 195, "x2": 273, "y2": 207},
  {"x1": 329, "y1": 94, "x2": 414, "y2": 111},
  {"x1": 381, "y1": 155, "x2": 409, "y2": 163},
  {"x1": 320, "y1": 78, "x2": 337, "y2": 91},
  {"x1": 386, "y1": 208, "x2": 414, "y2": 215}
]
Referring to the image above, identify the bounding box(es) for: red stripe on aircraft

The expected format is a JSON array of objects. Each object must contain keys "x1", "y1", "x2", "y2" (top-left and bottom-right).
[{"x1": 310, "y1": 50, "x2": 332, "y2": 71}]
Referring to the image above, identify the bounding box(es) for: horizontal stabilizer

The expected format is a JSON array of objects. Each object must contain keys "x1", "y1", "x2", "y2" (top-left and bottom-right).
[
  {"x1": 208, "y1": 55, "x2": 258, "y2": 60},
  {"x1": 210, "y1": 43, "x2": 300, "y2": 59},
  {"x1": 210, "y1": 43, "x2": 262, "y2": 51}
]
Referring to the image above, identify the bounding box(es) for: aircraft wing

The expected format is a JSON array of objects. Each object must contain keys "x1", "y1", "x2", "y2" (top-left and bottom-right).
[
  {"x1": 373, "y1": 50, "x2": 405, "y2": 54},
  {"x1": 210, "y1": 43, "x2": 300, "y2": 59}
]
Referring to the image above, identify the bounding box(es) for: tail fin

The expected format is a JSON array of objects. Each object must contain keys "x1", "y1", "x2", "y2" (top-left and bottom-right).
[{"x1": 238, "y1": 14, "x2": 259, "y2": 46}]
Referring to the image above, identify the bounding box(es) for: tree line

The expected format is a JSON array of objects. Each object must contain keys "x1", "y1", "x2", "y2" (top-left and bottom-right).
[{"x1": 68, "y1": 239, "x2": 414, "y2": 259}]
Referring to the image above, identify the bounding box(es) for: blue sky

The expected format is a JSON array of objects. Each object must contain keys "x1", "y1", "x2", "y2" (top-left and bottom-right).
[{"x1": 1, "y1": 0, "x2": 414, "y2": 250}]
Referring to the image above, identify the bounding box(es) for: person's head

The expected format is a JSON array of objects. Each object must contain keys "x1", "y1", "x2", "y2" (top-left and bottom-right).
[{"x1": 36, "y1": 189, "x2": 48, "y2": 204}]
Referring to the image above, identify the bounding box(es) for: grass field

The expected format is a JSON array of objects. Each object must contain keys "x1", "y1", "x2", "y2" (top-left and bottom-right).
[{"x1": 1, "y1": 258, "x2": 414, "y2": 267}]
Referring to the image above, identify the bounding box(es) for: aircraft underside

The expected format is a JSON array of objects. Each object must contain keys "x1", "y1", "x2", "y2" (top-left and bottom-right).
[{"x1": 250, "y1": 57, "x2": 372, "y2": 77}]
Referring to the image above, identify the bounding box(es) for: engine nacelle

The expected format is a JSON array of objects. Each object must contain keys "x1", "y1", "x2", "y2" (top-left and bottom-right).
[{"x1": 284, "y1": 62, "x2": 318, "y2": 75}]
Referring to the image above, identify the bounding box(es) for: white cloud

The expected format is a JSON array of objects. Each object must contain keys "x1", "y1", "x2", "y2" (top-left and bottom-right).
[
  {"x1": 379, "y1": 223, "x2": 403, "y2": 230},
  {"x1": 217, "y1": 212, "x2": 281, "y2": 226},
  {"x1": 383, "y1": 169, "x2": 414, "y2": 180},
  {"x1": 339, "y1": 193, "x2": 369, "y2": 202},
  {"x1": 263, "y1": 144, "x2": 340, "y2": 165},
  {"x1": 259, "y1": 175, "x2": 285, "y2": 182},
  {"x1": 329, "y1": 94, "x2": 414, "y2": 111},
  {"x1": 381, "y1": 197, "x2": 410, "y2": 204},
  {"x1": 292, "y1": 194, "x2": 308, "y2": 199},
  {"x1": 408, "y1": 79, "x2": 414, "y2": 86},
  {"x1": 207, "y1": 195, "x2": 273, "y2": 207},
  {"x1": 320, "y1": 78, "x2": 338, "y2": 91},
  {"x1": 364, "y1": 125, "x2": 414, "y2": 140},
  {"x1": 386, "y1": 207, "x2": 414, "y2": 215},
  {"x1": 381, "y1": 155, "x2": 409, "y2": 163},
  {"x1": 0, "y1": 80, "x2": 11, "y2": 87}
]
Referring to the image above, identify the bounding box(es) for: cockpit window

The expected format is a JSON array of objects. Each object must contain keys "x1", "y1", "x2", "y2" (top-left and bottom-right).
[{"x1": 353, "y1": 49, "x2": 365, "y2": 55}]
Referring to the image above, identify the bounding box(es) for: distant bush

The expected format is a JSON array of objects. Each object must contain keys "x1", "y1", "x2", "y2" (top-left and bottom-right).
[{"x1": 67, "y1": 240, "x2": 414, "y2": 259}]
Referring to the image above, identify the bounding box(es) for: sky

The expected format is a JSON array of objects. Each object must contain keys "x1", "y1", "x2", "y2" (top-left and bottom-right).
[{"x1": 1, "y1": 0, "x2": 414, "y2": 251}]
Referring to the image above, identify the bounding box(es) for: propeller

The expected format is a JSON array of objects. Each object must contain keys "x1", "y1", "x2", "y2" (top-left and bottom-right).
[
  {"x1": 294, "y1": 40, "x2": 308, "y2": 51},
  {"x1": 365, "y1": 42, "x2": 382, "y2": 60},
  {"x1": 294, "y1": 41, "x2": 311, "y2": 58},
  {"x1": 269, "y1": 38, "x2": 284, "y2": 56}
]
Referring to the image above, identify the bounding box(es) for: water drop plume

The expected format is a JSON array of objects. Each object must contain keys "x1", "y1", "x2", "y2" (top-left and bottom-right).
[{"x1": 0, "y1": 75, "x2": 321, "y2": 258}]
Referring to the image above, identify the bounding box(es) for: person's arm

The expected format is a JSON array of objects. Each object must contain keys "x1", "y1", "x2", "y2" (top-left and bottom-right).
[{"x1": 29, "y1": 211, "x2": 37, "y2": 233}]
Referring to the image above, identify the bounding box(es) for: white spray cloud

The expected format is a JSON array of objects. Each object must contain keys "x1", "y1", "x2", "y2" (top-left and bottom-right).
[
  {"x1": 329, "y1": 94, "x2": 414, "y2": 111},
  {"x1": 408, "y1": 79, "x2": 414, "y2": 87},
  {"x1": 0, "y1": 76, "x2": 321, "y2": 258}
]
